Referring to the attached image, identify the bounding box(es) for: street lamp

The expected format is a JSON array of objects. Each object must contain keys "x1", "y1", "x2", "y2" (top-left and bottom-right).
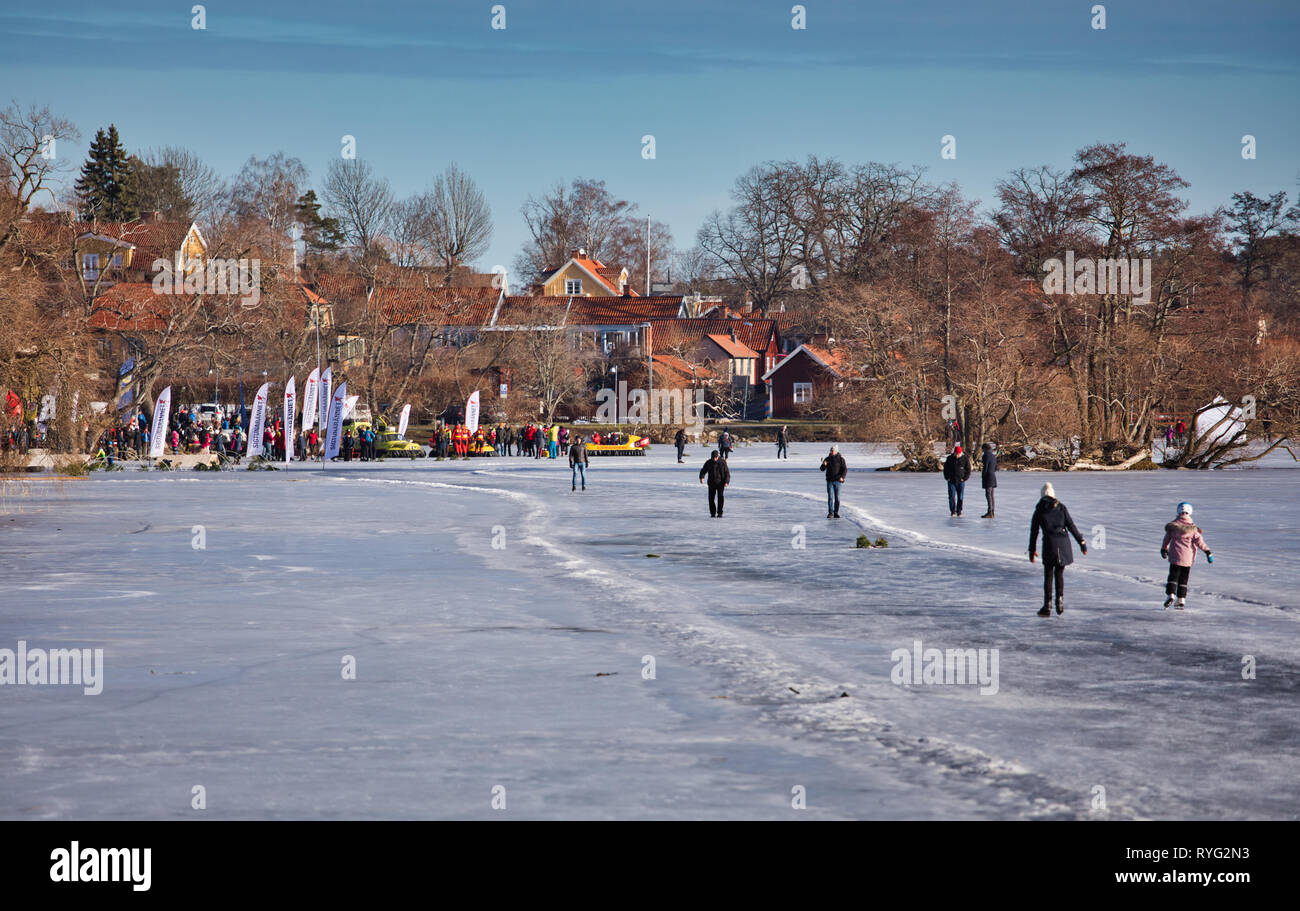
[
  {"x1": 641, "y1": 322, "x2": 652, "y2": 417},
  {"x1": 610, "y1": 365, "x2": 618, "y2": 425}
]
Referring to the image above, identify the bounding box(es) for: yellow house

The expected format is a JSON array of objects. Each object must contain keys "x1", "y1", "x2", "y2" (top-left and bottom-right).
[
  {"x1": 539, "y1": 248, "x2": 637, "y2": 297},
  {"x1": 74, "y1": 218, "x2": 206, "y2": 284}
]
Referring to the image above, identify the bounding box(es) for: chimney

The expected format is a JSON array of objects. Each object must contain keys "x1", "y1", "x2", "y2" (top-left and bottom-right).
[{"x1": 730, "y1": 328, "x2": 737, "y2": 343}]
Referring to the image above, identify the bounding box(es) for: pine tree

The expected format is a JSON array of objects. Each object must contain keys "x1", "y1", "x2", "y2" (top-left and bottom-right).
[
  {"x1": 131, "y1": 154, "x2": 192, "y2": 222},
  {"x1": 75, "y1": 125, "x2": 139, "y2": 222},
  {"x1": 295, "y1": 190, "x2": 344, "y2": 255}
]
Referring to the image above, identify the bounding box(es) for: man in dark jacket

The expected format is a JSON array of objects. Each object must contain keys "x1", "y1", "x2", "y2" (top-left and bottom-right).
[
  {"x1": 569, "y1": 438, "x2": 589, "y2": 491},
  {"x1": 674, "y1": 428, "x2": 688, "y2": 463},
  {"x1": 820, "y1": 445, "x2": 847, "y2": 518},
  {"x1": 718, "y1": 430, "x2": 733, "y2": 460},
  {"x1": 980, "y1": 442, "x2": 998, "y2": 518},
  {"x1": 699, "y1": 450, "x2": 731, "y2": 517},
  {"x1": 942, "y1": 444, "x2": 971, "y2": 516},
  {"x1": 1029, "y1": 482, "x2": 1087, "y2": 615},
  {"x1": 776, "y1": 425, "x2": 789, "y2": 459}
]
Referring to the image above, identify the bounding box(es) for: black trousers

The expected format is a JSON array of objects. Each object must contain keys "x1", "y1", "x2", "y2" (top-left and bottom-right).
[
  {"x1": 1043, "y1": 562, "x2": 1065, "y2": 603},
  {"x1": 708, "y1": 484, "x2": 725, "y2": 516},
  {"x1": 676, "y1": 443, "x2": 685, "y2": 461},
  {"x1": 984, "y1": 488, "x2": 995, "y2": 514},
  {"x1": 1166, "y1": 564, "x2": 1191, "y2": 598}
]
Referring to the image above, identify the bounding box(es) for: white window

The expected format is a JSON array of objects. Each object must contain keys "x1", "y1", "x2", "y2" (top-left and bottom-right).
[
  {"x1": 110, "y1": 253, "x2": 123, "y2": 267},
  {"x1": 793, "y1": 382, "x2": 812, "y2": 404},
  {"x1": 565, "y1": 279, "x2": 582, "y2": 295},
  {"x1": 83, "y1": 253, "x2": 99, "y2": 270}
]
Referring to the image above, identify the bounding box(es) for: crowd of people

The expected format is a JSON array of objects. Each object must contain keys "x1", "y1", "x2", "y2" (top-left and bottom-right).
[
  {"x1": 2, "y1": 421, "x2": 43, "y2": 454},
  {"x1": 85, "y1": 411, "x2": 1220, "y2": 616},
  {"x1": 89, "y1": 403, "x2": 392, "y2": 464},
  {"x1": 427, "y1": 423, "x2": 636, "y2": 459},
  {"x1": 94, "y1": 405, "x2": 246, "y2": 463}
]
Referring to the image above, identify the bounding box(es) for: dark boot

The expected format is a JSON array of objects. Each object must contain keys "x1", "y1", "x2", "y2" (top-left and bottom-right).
[
  {"x1": 1037, "y1": 604, "x2": 1051, "y2": 617},
  {"x1": 1055, "y1": 598, "x2": 1064, "y2": 615}
]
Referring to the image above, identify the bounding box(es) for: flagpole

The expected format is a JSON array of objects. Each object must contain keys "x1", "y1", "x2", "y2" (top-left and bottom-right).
[{"x1": 315, "y1": 298, "x2": 323, "y2": 473}]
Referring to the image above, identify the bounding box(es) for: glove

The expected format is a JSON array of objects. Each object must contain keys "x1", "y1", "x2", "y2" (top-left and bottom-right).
[
  {"x1": 1080, "y1": 543, "x2": 1088, "y2": 555},
  {"x1": 1161, "y1": 549, "x2": 1168, "y2": 560},
  {"x1": 1029, "y1": 552, "x2": 1036, "y2": 563},
  {"x1": 1206, "y1": 553, "x2": 1214, "y2": 563}
]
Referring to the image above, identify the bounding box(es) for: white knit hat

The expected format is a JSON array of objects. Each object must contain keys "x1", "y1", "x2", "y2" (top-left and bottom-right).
[
  {"x1": 1177, "y1": 501, "x2": 1193, "y2": 515},
  {"x1": 1041, "y1": 482, "x2": 1055, "y2": 499}
]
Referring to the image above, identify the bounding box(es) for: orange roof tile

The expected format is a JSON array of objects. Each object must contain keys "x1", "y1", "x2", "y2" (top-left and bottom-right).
[
  {"x1": 647, "y1": 318, "x2": 779, "y2": 359},
  {"x1": 706, "y1": 333, "x2": 760, "y2": 359},
  {"x1": 88, "y1": 282, "x2": 175, "y2": 331}
]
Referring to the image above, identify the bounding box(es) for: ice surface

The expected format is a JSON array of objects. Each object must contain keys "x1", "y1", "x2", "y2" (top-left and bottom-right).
[{"x1": 1, "y1": 442, "x2": 1296, "y2": 819}]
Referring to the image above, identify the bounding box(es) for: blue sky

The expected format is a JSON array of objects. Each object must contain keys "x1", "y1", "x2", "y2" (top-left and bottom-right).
[{"x1": 3, "y1": 0, "x2": 1297, "y2": 271}]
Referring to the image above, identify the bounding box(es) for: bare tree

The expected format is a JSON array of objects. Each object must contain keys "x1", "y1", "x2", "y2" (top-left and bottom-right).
[
  {"x1": 501, "y1": 299, "x2": 589, "y2": 421},
  {"x1": 226, "y1": 152, "x2": 308, "y2": 263},
  {"x1": 993, "y1": 165, "x2": 1090, "y2": 279},
  {"x1": 426, "y1": 163, "x2": 492, "y2": 283},
  {"x1": 322, "y1": 158, "x2": 393, "y2": 256},
  {"x1": 385, "y1": 195, "x2": 433, "y2": 269},
  {"x1": 516, "y1": 178, "x2": 636, "y2": 285},
  {"x1": 1225, "y1": 190, "x2": 1294, "y2": 307},
  {"x1": 697, "y1": 162, "x2": 802, "y2": 315},
  {"x1": 143, "y1": 146, "x2": 224, "y2": 226},
  {"x1": 0, "y1": 102, "x2": 79, "y2": 255}
]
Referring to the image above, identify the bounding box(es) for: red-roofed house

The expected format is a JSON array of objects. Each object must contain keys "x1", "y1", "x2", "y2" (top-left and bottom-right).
[
  {"x1": 73, "y1": 218, "x2": 205, "y2": 285},
  {"x1": 538, "y1": 249, "x2": 638, "y2": 297},
  {"x1": 646, "y1": 318, "x2": 781, "y2": 384},
  {"x1": 762, "y1": 343, "x2": 850, "y2": 418}
]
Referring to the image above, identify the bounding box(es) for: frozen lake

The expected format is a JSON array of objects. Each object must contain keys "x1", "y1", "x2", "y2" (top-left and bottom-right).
[{"x1": 1, "y1": 441, "x2": 1297, "y2": 819}]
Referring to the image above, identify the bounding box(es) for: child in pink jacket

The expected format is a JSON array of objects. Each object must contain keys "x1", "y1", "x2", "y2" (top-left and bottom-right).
[{"x1": 1161, "y1": 501, "x2": 1212, "y2": 609}]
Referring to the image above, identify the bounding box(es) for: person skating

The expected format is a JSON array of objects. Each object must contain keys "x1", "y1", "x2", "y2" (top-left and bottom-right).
[
  {"x1": 1161, "y1": 502, "x2": 1212, "y2": 609},
  {"x1": 718, "y1": 430, "x2": 733, "y2": 461},
  {"x1": 699, "y1": 449, "x2": 731, "y2": 517},
  {"x1": 980, "y1": 442, "x2": 998, "y2": 517},
  {"x1": 819, "y1": 444, "x2": 847, "y2": 518},
  {"x1": 569, "y1": 436, "x2": 589, "y2": 491},
  {"x1": 943, "y1": 444, "x2": 971, "y2": 516},
  {"x1": 674, "y1": 427, "x2": 688, "y2": 463},
  {"x1": 776, "y1": 425, "x2": 789, "y2": 459},
  {"x1": 1029, "y1": 482, "x2": 1087, "y2": 616}
]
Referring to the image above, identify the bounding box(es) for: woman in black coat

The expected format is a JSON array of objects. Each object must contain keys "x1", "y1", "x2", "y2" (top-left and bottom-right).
[
  {"x1": 1029, "y1": 482, "x2": 1087, "y2": 616},
  {"x1": 980, "y1": 442, "x2": 997, "y2": 518}
]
